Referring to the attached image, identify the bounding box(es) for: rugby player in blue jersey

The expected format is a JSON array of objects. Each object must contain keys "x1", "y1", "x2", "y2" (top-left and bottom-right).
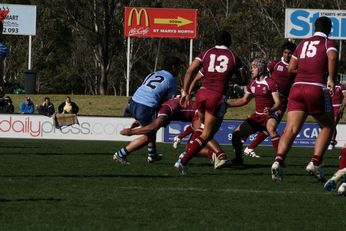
[{"x1": 113, "y1": 55, "x2": 182, "y2": 164}]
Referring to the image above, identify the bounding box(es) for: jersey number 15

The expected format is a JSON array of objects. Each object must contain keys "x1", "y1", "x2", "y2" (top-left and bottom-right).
[{"x1": 300, "y1": 40, "x2": 320, "y2": 59}]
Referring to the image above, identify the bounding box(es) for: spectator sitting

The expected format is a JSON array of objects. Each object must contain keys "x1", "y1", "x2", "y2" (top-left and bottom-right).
[
  {"x1": 38, "y1": 97, "x2": 55, "y2": 117},
  {"x1": 19, "y1": 96, "x2": 35, "y2": 114},
  {"x1": 0, "y1": 95, "x2": 14, "y2": 113},
  {"x1": 58, "y1": 96, "x2": 79, "y2": 114}
]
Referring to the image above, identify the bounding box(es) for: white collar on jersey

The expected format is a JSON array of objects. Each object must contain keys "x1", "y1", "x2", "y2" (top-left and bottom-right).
[
  {"x1": 281, "y1": 57, "x2": 289, "y2": 65},
  {"x1": 255, "y1": 76, "x2": 269, "y2": 84},
  {"x1": 215, "y1": 45, "x2": 229, "y2": 49},
  {"x1": 314, "y1": 31, "x2": 328, "y2": 37}
]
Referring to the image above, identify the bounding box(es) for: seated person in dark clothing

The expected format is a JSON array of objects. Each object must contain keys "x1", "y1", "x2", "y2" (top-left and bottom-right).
[
  {"x1": 58, "y1": 96, "x2": 79, "y2": 114},
  {"x1": 38, "y1": 97, "x2": 55, "y2": 116},
  {"x1": 0, "y1": 95, "x2": 14, "y2": 113}
]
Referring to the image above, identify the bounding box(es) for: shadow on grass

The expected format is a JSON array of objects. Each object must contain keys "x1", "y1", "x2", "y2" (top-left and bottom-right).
[
  {"x1": 0, "y1": 174, "x2": 177, "y2": 178},
  {"x1": 0, "y1": 145, "x2": 42, "y2": 150},
  {"x1": 0, "y1": 152, "x2": 110, "y2": 156},
  {"x1": 0, "y1": 198, "x2": 63, "y2": 203}
]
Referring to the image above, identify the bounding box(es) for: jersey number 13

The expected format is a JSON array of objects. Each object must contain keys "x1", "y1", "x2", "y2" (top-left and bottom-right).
[{"x1": 208, "y1": 54, "x2": 229, "y2": 73}]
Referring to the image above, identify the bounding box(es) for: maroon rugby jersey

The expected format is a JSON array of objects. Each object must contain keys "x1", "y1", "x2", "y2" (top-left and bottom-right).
[
  {"x1": 246, "y1": 77, "x2": 279, "y2": 113},
  {"x1": 268, "y1": 58, "x2": 295, "y2": 98},
  {"x1": 158, "y1": 98, "x2": 197, "y2": 122},
  {"x1": 331, "y1": 83, "x2": 346, "y2": 106},
  {"x1": 196, "y1": 45, "x2": 243, "y2": 95},
  {"x1": 292, "y1": 32, "x2": 337, "y2": 84}
]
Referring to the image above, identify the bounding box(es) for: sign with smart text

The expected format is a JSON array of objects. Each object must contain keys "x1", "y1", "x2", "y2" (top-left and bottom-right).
[
  {"x1": 0, "y1": 4, "x2": 36, "y2": 36},
  {"x1": 0, "y1": 114, "x2": 163, "y2": 142},
  {"x1": 124, "y1": 7, "x2": 197, "y2": 39},
  {"x1": 285, "y1": 8, "x2": 346, "y2": 40}
]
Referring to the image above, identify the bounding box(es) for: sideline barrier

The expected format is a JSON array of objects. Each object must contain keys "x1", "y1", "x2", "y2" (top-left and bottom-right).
[
  {"x1": 164, "y1": 120, "x2": 346, "y2": 148},
  {"x1": 1, "y1": 114, "x2": 345, "y2": 147},
  {"x1": 0, "y1": 114, "x2": 163, "y2": 142}
]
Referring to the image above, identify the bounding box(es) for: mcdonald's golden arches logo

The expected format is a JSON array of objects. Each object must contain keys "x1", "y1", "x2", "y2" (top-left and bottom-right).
[{"x1": 128, "y1": 8, "x2": 149, "y2": 27}]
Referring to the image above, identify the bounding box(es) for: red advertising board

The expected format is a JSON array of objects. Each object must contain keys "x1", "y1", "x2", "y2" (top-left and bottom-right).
[{"x1": 124, "y1": 7, "x2": 197, "y2": 39}]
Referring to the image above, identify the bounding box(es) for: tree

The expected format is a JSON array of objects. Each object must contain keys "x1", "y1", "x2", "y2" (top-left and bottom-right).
[
  {"x1": 46, "y1": 0, "x2": 117, "y2": 95},
  {"x1": 1, "y1": 0, "x2": 346, "y2": 95}
]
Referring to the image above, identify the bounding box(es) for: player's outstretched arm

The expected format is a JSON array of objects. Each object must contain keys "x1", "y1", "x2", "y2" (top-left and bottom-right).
[
  {"x1": 227, "y1": 93, "x2": 252, "y2": 108},
  {"x1": 120, "y1": 117, "x2": 167, "y2": 136}
]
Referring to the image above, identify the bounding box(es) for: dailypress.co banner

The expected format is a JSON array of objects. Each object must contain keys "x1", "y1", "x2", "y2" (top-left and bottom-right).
[
  {"x1": 0, "y1": 114, "x2": 163, "y2": 142},
  {"x1": 285, "y1": 8, "x2": 346, "y2": 39},
  {"x1": 124, "y1": 7, "x2": 197, "y2": 39},
  {"x1": 164, "y1": 120, "x2": 339, "y2": 148},
  {"x1": 2, "y1": 114, "x2": 346, "y2": 148},
  {"x1": 0, "y1": 4, "x2": 36, "y2": 35}
]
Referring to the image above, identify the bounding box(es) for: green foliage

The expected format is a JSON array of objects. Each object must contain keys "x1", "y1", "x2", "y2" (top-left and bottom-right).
[{"x1": 2, "y1": 0, "x2": 346, "y2": 95}]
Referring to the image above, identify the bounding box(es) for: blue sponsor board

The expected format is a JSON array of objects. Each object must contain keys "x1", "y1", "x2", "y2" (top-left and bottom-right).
[
  {"x1": 285, "y1": 8, "x2": 346, "y2": 39},
  {"x1": 164, "y1": 120, "x2": 320, "y2": 147}
]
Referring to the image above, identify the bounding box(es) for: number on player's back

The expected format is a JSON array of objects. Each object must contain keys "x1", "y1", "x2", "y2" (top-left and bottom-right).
[
  {"x1": 208, "y1": 54, "x2": 229, "y2": 73},
  {"x1": 300, "y1": 40, "x2": 320, "y2": 59},
  {"x1": 143, "y1": 73, "x2": 165, "y2": 90}
]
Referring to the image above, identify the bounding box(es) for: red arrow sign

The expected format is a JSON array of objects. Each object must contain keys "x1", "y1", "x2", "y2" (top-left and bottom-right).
[{"x1": 124, "y1": 7, "x2": 198, "y2": 39}]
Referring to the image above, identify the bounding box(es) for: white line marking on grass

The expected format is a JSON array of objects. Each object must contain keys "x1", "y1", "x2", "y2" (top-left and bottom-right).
[{"x1": 118, "y1": 186, "x2": 329, "y2": 195}]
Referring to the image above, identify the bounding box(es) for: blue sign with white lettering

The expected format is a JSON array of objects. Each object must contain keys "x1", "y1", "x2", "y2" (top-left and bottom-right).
[
  {"x1": 164, "y1": 120, "x2": 320, "y2": 147},
  {"x1": 285, "y1": 8, "x2": 346, "y2": 40}
]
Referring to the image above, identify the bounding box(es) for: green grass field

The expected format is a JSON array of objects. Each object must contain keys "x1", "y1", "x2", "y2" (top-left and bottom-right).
[{"x1": 0, "y1": 138, "x2": 345, "y2": 230}]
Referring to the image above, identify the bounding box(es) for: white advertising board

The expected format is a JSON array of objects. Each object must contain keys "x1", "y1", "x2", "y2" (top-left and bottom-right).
[
  {"x1": 336, "y1": 124, "x2": 346, "y2": 147},
  {"x1": 285, "y1": 8, "x2": 346, "y2": 40},
  {"x1": 0, "y1": 114, "x2": 345, "y2": 147},
  {"x1": 0, "y1": 4, "x2": 36, "y2": 35},
  {"x1": 0, "y1": 114, "x2": 163, "y2": 142}
]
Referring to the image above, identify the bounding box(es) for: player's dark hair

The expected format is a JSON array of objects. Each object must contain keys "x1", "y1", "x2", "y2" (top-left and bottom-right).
[
  {"x1": 215, "y1": 30, "x2": 231, "y2": 47},
  {"x1": 314, "y1": 16, "x2": 332, "y2": 36},
  {"x1": 163, "y1": 55, "x2": 182, "y2": 72},
  {"x1": 281, "y1": 41, "x2": 296, "y2": 53}
]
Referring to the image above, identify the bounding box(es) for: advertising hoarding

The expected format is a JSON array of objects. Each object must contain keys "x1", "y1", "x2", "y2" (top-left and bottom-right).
[
  {"x1": 0, "y1": 4, "x2": 36, "y2": 36},
  {"x1": 164, "y1": 120, "x2": 342, "y2": 148},
  {"x1": 0, "y1": 114, "x2": 163, "y2": 142},
  {"x1": 124, "y1": 7, "x2": 197, "y2": 39},
  {"x1": 285, "y1": 8, "x2": 346, "y2": 40}
]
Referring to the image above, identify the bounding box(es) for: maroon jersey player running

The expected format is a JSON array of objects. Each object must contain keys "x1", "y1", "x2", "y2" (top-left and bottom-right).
[
  {"x1": 324, "y1": 76, "x2": 346, "y2": 195},
  {"x1": 177, "y1": 30, "x2": 246, "y2": 175},
  {"x1": 328, "y1": 74, "x2": 346, "y2": 150},
  {"x1": 271, "y1": 16, "x2": 338, "y2": 183},
  {"x1": 325, "y1": 75, "x2": 346, "y2": 195},
  {"x1": 229, "y1": 58, "x2": 281, "y2": 166},
  {"x1": 243, "y1": 41, "x2": 296, "y2": 158}
]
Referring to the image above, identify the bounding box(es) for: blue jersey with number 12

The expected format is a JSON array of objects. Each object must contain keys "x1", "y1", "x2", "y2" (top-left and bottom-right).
[{"x1": 132, "y1": 70, "x2": 177, "y2": 108}]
